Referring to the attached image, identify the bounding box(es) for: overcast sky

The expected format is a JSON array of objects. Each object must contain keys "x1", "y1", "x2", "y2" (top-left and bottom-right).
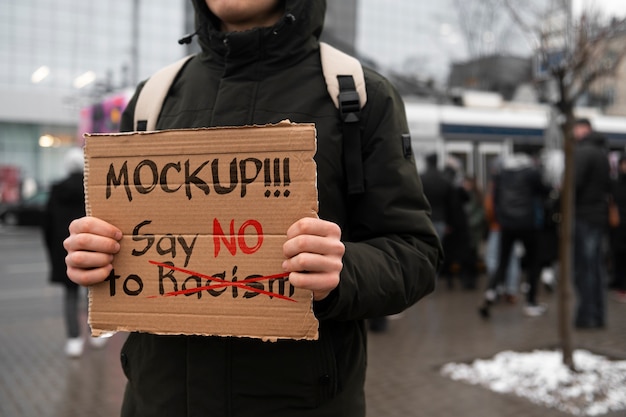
[
  {"x1": 573, "y1": 0, "x2": 626, "y2": 18},
  {"x1": 356, "y1": 0, "x2": 626, "y2": 83}
]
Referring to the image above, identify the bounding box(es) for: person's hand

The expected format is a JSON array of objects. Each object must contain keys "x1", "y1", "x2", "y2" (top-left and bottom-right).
[
  {"x1": 282, "y1": 217, "x2": 344, "y2": 301},
  {"x1": 64, "y1": 216, "x2": 122, "y2": 286}
]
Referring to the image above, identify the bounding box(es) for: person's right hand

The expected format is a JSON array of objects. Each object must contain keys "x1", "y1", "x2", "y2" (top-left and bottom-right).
[{"x1": 64, "y1": 216, "x2": 122, "y2": 286}]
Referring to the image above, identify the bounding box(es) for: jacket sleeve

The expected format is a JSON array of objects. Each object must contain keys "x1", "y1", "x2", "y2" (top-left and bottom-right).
[{"x1": 314, "y1": 71, "x2": 442, "y2": 321}]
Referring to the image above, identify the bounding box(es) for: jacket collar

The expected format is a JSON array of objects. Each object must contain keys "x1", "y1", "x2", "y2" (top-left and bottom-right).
[{"x1": 190, "y1": 0, "x2": 326, "y2": 75}]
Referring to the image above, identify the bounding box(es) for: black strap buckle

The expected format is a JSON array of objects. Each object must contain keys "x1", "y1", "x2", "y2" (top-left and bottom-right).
[{"x1": 337, "y1": 75, "x2": 360, "y2": 123}]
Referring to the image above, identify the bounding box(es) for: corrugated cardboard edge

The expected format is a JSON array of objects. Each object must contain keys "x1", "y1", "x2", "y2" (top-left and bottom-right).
[
  {"x1": 89, "y1": 301, "x2": 319, "y2": 342},
  {"x1": 83, "y1": 150, "x2": 91, "y2": 216}
]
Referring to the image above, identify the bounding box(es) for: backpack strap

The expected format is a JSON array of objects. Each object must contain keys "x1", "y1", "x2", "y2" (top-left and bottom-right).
[
  {"x1": 320, "y1": 42, "x2": 367, "y2": 195},
  {"x1": 134, "y1": 55, "x2": 194, "y2": 131},
  {"x1": 319, "y1": 42, "x2": 367, "y2": 109},
  {"x1": 337, "y1": 75, "x2": 365, "y2": 194}
]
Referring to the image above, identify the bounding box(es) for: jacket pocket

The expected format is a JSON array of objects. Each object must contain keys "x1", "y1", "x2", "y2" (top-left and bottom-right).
[
  {"x1": 120, "y1": 332, "x2": 138, "y2": 381},
  {"x1": 230, "y1": 335, "x2": 338, "y2": 409},
  {"x1": 119, "y1": 333, "x2": 190, "y2": 417}
]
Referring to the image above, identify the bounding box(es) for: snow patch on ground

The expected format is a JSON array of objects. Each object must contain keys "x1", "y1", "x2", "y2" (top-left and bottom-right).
[{"x1": 441, "y1": 349, "x2": 626, "y2": 416}]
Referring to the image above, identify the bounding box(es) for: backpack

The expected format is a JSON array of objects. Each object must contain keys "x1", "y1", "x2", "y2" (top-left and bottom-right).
[{"x1": 133, "y1": 42, "x2": 367, "y2": 195}]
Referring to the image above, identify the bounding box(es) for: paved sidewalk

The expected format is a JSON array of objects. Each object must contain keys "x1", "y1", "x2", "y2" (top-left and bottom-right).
[
  {"x1": 0, "y1": 227, "x2": 624, "y2": 417},
  {"x1": 365, "y1": 286, "x2": 625, "y2": 417}
]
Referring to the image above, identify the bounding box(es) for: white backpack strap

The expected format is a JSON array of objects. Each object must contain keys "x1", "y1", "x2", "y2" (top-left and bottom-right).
[
  {"x1": 134, "y1": 55, "x2": 194, "y2": 131},
  {"x1": 319, "y1": 42, "x2": 367, "y2": 109}
]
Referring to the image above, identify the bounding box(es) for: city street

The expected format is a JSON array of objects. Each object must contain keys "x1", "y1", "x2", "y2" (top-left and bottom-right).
[{"x1": 0, "y1": 226, "x2": 624, "y2": 417}]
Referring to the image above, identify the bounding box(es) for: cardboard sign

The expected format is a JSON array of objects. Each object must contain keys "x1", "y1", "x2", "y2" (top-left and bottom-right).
[{"x1": 84, "y1": 122, "x2": 319, "y2": 341}]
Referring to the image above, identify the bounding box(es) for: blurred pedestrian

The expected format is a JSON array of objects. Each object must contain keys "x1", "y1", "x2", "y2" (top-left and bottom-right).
[
  {"x1": 63, "y1": 1, "x2": 442, "y2": 415},
  {"x1": 460, "y1": 175, "x2": 486, "y2": 290},
  {"x1": 572, "y1": 119, "x2": 612, "y2": 326},
  {"x1": 609, "y1": 154, "x2": 626, "y2": 302},
  {"x1": 420, "y1": 153, "x2": 465, "y2": 288},
  {"x1": 440, "y1": 158, "x2": 473, "y2": 289},
  {"x1": 483, "y1": 177, "x2": 521, "y2": 303},
  {"x1": 478, "y1": 152, "x2": 549, "y2": 318},
  {"x1": 572, "y1": 118, "x2": 612, "y2": 328},
  {"x1": 536, "y1": 149, "x2": 564, "y2": 294},
  {"x1": 43, "y1": 147, "x2": 108, "y2": 357},
  {"x1": 420, "y1": 153, "x2": 455, "y2": 239},
  {"x1": 535, "y1": 189, "x2": 560, "y2": 291}
]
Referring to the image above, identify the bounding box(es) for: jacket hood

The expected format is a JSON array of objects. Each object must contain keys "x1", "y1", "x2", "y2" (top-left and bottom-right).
[{"x1": 190, "y1": 0, "x2": 325, "y2": 67}]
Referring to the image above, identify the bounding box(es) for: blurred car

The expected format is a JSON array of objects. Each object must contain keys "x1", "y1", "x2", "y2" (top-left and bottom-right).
[{"x1": 0, "y1": 191, "x2": 49, "y2": 226}]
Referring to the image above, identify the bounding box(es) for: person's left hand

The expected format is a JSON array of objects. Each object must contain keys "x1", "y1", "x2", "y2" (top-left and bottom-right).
[{"x1": 282, "y1": 217, "x2": 344, "y2": 301}]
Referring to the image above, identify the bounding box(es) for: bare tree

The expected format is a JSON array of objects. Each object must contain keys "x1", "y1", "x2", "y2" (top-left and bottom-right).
[
  {"x1": 503, "y1": 0, "x2": 626, "y2": 370},
  {"x1": 451, "y1": 0, "x2": 522, "y2": 58}
]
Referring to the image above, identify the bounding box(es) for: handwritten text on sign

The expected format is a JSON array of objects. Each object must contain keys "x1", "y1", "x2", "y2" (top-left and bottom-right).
[{"x1": 84, "y1": 123, "x2": 319, "y2": 340}]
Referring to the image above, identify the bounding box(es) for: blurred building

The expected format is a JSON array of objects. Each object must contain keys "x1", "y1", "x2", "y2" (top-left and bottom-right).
[
  {"x1": 321, "y1": 0, "x2": 358, "y2": 56},
  {"x1": 0, "y1": 0, "x2": 187, "y2": 195},
  {"x1": 586, "y1": 21, "x2": 626, "y2": 116},
  {"x1": 0, "y1": 0, "x2": 359, "y2": 198},
  {"x1": 447, "y1": 56, "x2": 534, "y2": 101}
]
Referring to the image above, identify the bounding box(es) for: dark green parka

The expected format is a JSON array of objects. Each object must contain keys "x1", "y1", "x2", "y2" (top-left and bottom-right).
[{"x1": 117, "y1": 1, "x2": 441, "y2": 416}]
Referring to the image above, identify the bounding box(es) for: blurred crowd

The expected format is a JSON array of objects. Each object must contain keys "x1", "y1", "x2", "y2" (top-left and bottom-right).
[{"x1": 371, "y1": 118, "x2": 626, "y2": 333}]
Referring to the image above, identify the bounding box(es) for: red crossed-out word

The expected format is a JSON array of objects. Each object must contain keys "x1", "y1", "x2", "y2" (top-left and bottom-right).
[{"x1": 147, "y1": 260, "x2": 295, "y2": 302}]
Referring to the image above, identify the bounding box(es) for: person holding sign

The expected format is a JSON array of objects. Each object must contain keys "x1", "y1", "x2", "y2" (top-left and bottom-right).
[{"x1": 64, "y1": 0, "x2": 442, "y2": 416}]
